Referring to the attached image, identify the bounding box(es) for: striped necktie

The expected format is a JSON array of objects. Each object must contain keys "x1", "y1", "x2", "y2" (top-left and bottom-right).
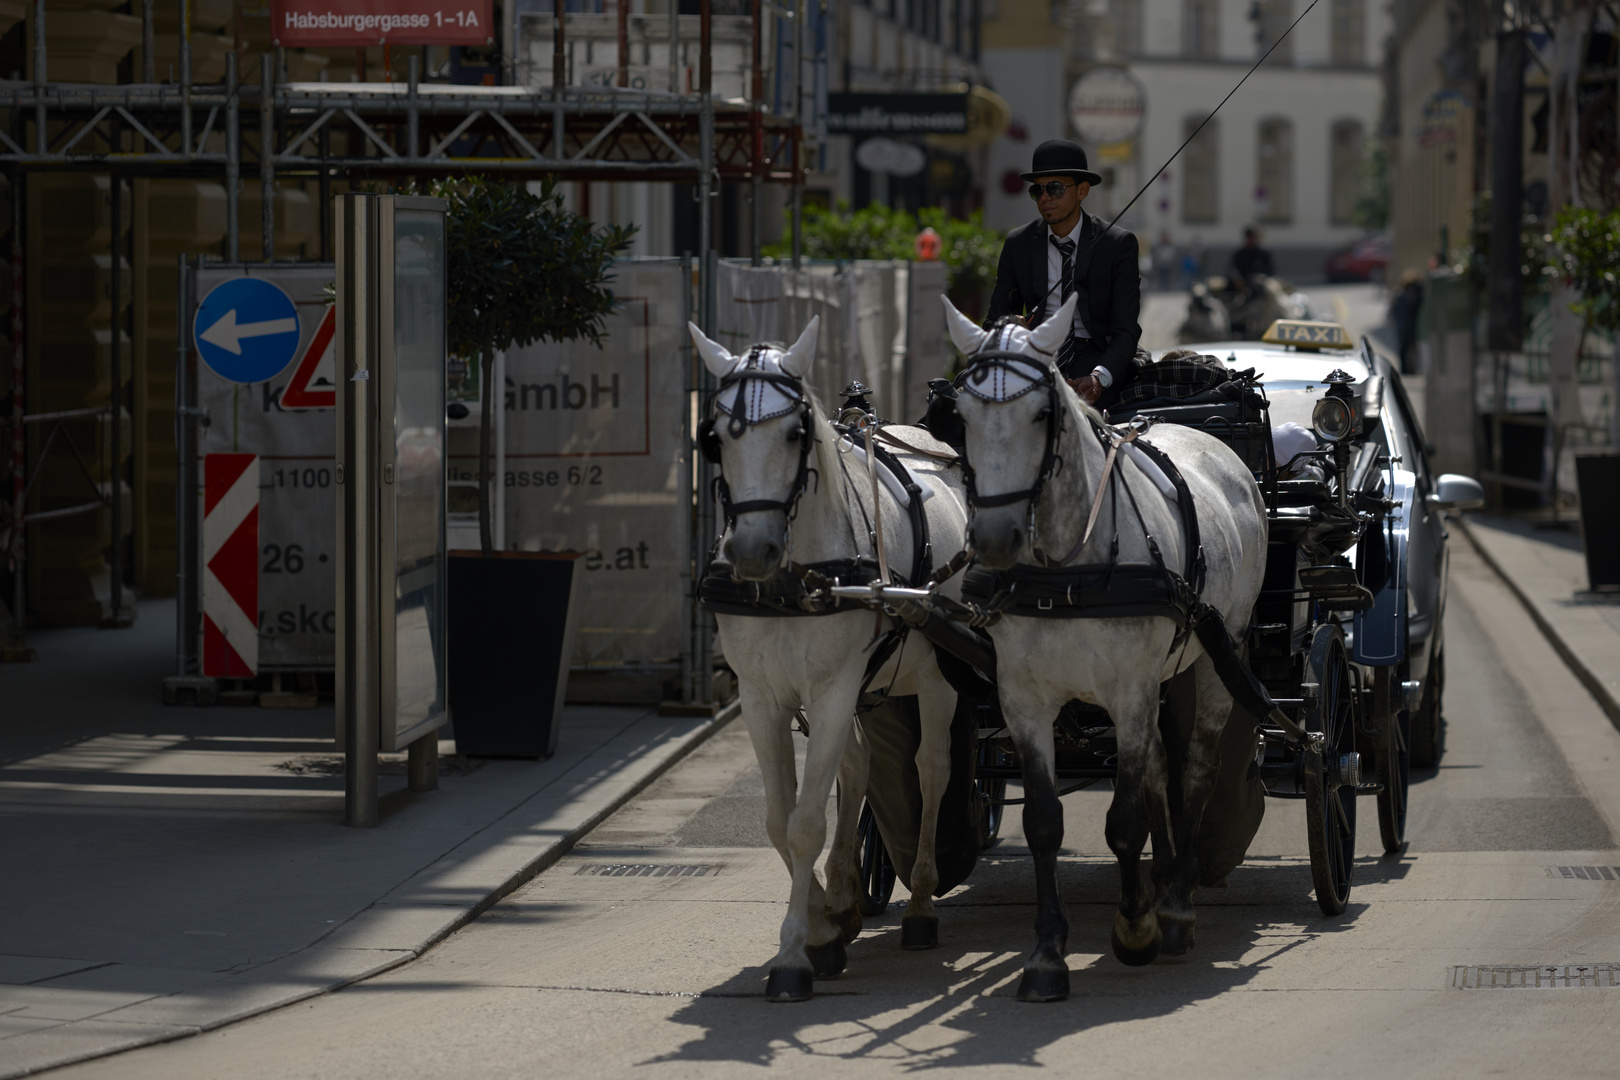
[{"x1": 1052, "y1": 234, "x2": 1076, "y2": 372}]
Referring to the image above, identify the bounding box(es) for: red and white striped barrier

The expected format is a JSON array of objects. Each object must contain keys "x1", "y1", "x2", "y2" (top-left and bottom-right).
[{"x1": 203, "y1": 453, "x2": 260, "y2": 677}]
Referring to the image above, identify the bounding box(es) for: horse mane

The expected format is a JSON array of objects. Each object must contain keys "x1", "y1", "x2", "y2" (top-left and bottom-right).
[{"x1": 802, "y1": 383, "x2": 845, "y2": 501}]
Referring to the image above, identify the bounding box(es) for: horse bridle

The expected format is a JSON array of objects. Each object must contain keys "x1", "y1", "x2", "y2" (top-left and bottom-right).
[
  {"x1": 697, "y1": 347, "x2": 817, "y2": 528},
  {"x1": 951, "y1": 345, "x2": 1073, "y2": 565}
]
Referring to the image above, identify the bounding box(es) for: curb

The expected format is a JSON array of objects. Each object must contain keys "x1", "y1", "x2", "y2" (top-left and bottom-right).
[
  {"x1": 5, "y1": 701, "x2": 739, "y2": 1080},
  {"x1": 1455, "y1": 517, "x2": 1620, "y2": 733}
]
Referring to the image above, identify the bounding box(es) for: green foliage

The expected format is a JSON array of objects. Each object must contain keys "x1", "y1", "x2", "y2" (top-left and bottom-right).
[
  {"x1": 764, "y1": 201, "x2": 1004, "y2": 304},
  {"x1": 1547, "y1": 206, "x2": 1620, "y2": 333},
  {"x1": 1459, "y1": 189, "x2": 1558, "y2": 296},
  {"x1": 1352, "y1": 142, "x2": 1390, "y2": 232},
  {"x1": 429, "y1": 175, "x2": 636, "y2": 361}
]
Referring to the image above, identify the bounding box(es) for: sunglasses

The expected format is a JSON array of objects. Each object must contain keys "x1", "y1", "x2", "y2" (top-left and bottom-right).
[{"x1": 1028, "y1": 181, "x2": 1076, "y2": 200}]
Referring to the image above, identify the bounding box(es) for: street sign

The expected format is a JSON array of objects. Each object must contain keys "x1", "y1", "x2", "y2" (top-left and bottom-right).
[
  {"x1": 281, "y1": 305, "x2": 337, "y2": 409},
  {"x1": 1068, "y1": 66, "x2": 1146, "y2": 146},
  {"x1": 194, "y1": 278, "x2": 302, "y2": 385},
  {"x1": 203, "y1": 453, "x2": 260, "y2": 677},
  {"x1": 271, "y1": 0, "x2": 494, "y2": 47}
]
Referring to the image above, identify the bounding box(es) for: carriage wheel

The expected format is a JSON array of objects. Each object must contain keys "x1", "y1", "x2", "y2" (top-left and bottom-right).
[
  {"x1": 976, "y1": 734, "x2": 1012, "y2": 849},
  {"x1": 1372, "y1": 667, "x2": 1410, "y2": 854},
  {"x1": 1304, "y1": 624, "x2": 1357, "y2": 916},
  {"x1": 855, "y1": 800, "x2": 896, "y2": 916}
]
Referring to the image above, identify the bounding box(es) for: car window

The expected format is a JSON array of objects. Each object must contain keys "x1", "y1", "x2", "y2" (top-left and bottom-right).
[{"x1": 1380, "y1": 369, "x2": 1431, "y2": 491}]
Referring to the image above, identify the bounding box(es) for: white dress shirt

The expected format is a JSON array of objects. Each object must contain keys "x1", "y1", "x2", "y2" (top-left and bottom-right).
[{"x1": 1045, "y1": 211, "x2": 1112, "y2": 387}]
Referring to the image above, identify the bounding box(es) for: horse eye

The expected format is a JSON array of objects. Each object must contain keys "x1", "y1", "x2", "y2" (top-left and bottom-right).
[
  {"x1": 1034, "y1": 406, "x2": 1052, "y2": 422},
  {"x1": 786, "y1": 427, "x2": 802, "y2": 442}
]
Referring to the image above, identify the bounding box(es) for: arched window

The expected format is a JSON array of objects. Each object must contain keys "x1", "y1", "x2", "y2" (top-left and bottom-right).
[
  {"x1": 1330, "y1": 119, "x2": 1364, "y2": 224},
  {"x1": 1183, "y1": 0, "x2": 1219, "y2": 60},
  {"x1": 1257, "y1": 117, "x2": 1294, "y2": 223},
  {"x1": 1257, "y1": 0, "x2": 1293, "y2": 63},
  {"x1": 1182, "y1": 115, "x2": 1219, "y2": 223},
  {"x1": 1331, "y1": 0, "x2": 1365, "y2": 65}
]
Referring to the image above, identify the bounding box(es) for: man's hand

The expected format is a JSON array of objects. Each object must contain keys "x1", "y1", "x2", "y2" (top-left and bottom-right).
[{"x1": 1066, "y1": 374, "x2": 1103, "y2": 405}]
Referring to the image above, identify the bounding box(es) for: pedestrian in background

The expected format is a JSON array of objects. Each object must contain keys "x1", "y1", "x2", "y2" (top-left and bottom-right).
[
  {"x1": 1390, "y1": 269, "x2": 1424, "y2": 375},
  {"x1": 1152, "y1": 232, "x2": 1177, "y2": 292}
]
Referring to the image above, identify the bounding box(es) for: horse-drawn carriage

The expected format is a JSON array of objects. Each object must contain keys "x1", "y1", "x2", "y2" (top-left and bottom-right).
[{"x1": 691, "y1": 302, "x2": 1483, "y2": 1003}]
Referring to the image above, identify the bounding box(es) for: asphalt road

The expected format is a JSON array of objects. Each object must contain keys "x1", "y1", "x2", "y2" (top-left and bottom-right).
[{"x1": 44, "y1": 539, "x2": 1620, "y2": 1079}]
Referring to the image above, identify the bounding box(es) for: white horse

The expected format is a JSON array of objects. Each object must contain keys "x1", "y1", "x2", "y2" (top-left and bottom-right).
[
  {"x1": 942, "y1": 294, "x2": 1269, "y2": 1002},
  {"x1": 689, "y1": 316, "x2": 970, "y2": 1002}
]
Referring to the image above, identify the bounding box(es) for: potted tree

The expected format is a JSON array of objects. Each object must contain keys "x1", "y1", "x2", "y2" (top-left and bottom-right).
[{"x1": 438, "y1": 176, "x2": 634, "y2": 756}]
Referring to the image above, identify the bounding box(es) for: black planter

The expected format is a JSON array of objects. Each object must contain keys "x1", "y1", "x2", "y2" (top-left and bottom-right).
[
  {"x1": 1576, "y1": 454, "x2": 1620, "y2": 592},
  {"x1": 448, "y1": 551, "x2": 583, "y2": 758}
]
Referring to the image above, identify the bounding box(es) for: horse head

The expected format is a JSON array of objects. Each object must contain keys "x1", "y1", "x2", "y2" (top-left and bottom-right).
[
  {"x1": 942, "y1": 294, "x2": 1083, "y2": 570},
  {"x1": 688, "y1": 316, "x2": 823, "y2": 581}
]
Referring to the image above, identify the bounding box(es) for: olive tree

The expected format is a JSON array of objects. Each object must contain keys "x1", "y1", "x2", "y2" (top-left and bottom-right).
[{"x1": 434, "y1": 176, "x2": 635, "y2": 555}]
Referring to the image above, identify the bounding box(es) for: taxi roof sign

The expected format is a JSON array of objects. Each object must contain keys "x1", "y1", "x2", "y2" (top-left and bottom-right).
[{"x1": 1261, "y1": 319, "x2": 1354, "y2": 350}]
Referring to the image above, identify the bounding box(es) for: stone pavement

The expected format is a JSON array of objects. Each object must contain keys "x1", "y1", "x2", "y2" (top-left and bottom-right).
[
  {"x1": 0, "y1": 599, "x2": 731, "y2": 1078},
  {"x1": 1457, "y1": 513, "x2": 1620, "y2": 730}
]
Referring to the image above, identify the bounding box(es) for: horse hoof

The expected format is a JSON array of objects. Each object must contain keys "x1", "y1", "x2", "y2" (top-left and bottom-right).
[
  {"x1": 900, "y1": 916, "x2": 939, "y2": 951},
  {"x1": 1016, "y1": 966, "x2": 1070, "y2": 1003},
  {"x1": 765, "y1": 967, "x2": 814, "y2": 1002},
  {"x1": 1158, "y1": 915, "x2": 1195, "y2": 957},
  {"x1": 805, "y1": 938, "x2": 847, "y2": 978},
  {"x1": 1108, "y1": 919, "x2": 1159, "y2": 971},
  {"x1": 828, "y1": 907, "x2": 862, "y2": 946}
]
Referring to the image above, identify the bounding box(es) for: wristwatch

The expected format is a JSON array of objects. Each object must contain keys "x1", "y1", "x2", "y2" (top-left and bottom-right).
[{"x1": 1089, "y1": 366, "x2": 1113, "y2": 389}]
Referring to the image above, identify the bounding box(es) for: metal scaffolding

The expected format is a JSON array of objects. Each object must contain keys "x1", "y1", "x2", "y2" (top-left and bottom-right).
[{"x1": 0, "y1": 0, "x2": 813, "y2": 695}]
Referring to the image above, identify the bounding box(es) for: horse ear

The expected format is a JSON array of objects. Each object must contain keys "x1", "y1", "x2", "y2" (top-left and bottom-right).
[
  {"x1": 941, "y1": 296, "x2": 988, "y2": 355},
  {"x1": 688, "y1": 322, "x2": 733, "y2": 378},
  {"x1": 1027, "y1": 293, "x2": 1078, "y2": 359},
  {"x1": 780, "y1": 315, "x2": 820, "y2": 377}
]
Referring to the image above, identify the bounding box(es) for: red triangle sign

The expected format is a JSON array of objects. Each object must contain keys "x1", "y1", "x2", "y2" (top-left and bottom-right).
[{"x1": 281, "y1": 305, "x2": 336, "y2": 409}]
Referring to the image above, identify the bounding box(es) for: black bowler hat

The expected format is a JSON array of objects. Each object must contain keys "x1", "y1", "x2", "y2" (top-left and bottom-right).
[{"x1": 1019, "y1": 139, "x2": 1103, "y2": 186}]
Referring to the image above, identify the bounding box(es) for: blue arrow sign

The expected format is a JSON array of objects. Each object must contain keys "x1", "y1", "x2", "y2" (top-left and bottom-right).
[{"x1": 194, "y1": 278, "x2": 302, "y2": 384}]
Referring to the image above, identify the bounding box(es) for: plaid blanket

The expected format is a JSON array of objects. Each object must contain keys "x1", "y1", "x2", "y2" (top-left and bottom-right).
[{"x1": 1115, "y1": 351, "x2": 1257, "y2": 408}]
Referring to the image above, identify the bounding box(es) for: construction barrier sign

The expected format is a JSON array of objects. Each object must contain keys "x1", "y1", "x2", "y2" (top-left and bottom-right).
[
  {"x1": 194, "y1": 264, "x2": 339, "y2": 670},
  {"x1": 202, "y1": 453, "x2": 260, "y2": 677}
]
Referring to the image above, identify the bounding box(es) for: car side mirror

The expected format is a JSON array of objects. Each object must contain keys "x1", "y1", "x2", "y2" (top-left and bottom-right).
[{"x1": 1425, "y1": 473, "x2": 1485, "y2": 511}]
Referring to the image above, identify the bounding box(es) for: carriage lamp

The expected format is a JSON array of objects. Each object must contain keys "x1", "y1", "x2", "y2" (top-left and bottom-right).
[
  {"x1": 1311, "y1": 369, "x2": 1360, "y2": 442},
  {"x1": 840, "y1": 380, "x2": 875, "y2": 427}
]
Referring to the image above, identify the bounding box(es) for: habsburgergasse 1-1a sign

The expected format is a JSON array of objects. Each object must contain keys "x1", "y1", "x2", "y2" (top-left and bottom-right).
[
  {"x1": 194, "y1": 277, "x2": 303, "y2": 385},
  {"x1": 1068, "y1": 66, "x2": 1146, "y2": 147}
]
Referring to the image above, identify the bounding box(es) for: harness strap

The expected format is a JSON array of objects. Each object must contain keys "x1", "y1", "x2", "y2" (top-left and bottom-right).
[{"x1": 873, "y1": 426, "x2": 961, "y2": 464}]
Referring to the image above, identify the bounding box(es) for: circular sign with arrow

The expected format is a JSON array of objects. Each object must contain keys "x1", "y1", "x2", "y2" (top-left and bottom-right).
[{"x1": 193, "y1": 277, "x2": 302, "y2": 385}]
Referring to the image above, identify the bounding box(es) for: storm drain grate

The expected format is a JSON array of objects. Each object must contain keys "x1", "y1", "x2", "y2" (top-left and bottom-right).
[
  {"x1": 1547, "y1": 866, "x2": 1620, "y2": 880},
  {"x1": 574, "y1": 863, "x2": 717, "y2": 878},
  {"x1": 1451, "y1": 965, "x2": 1620, "y2": 989}
]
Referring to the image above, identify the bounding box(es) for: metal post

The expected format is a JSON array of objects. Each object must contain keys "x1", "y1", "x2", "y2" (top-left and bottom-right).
[
  {"x1": 109, "y1": 175, "x2": 122, "y2": 624},
  {"x1": 336, "y1": 194, "x2": 379, "y2": 828},
  {"x1": 750, "y1": 0, "x2": 763, "y2": 266},
  {"x1": 10, "y1": 172, "x2": 24, "y2": 643},
  {"x1": 141, "y1": 0, "x2": 154, "y2": 83},
  {"x1": 668, "y1": 0, "x2": 679, "y2": 93},
  {"x1": 699, "y1": 0, "x2": 712, "y2": 276},
  {"x1": 617, "y1": 0, "x2": 628, "y2": 88},
  {"x1": 174, "y1": 256, "x2": 188, "y2": 673},
  {"x1": 180, "y1": 0, "x2": 192, "y2": 151},
  {"x1": 32, "y1": 0, "x2": 45, "y2": 155},
  {"x1": 791, "y1": 0, "x2": 804, "y2": 270},
  {"x1": 510, "y1": 0, "x2": 521, "y2": 85},
  {"x1": 407, "y1": 731, "x2": 438, "y2": 791},
  {"x1": 407, "y1": 55, "x2": 420, "y2": 159},
  {"x1": 225, "y1": 52, "x2": 239, "y2": 262},
  {"x1": 679, "y1": 251, "x2": 693, "y2": 703},
  {"x1": 553, "y1": 0, "x2": 566, "y2": 160},
  {"x1": 261, "y1": 55, "x2": 274, "y2": 262}
]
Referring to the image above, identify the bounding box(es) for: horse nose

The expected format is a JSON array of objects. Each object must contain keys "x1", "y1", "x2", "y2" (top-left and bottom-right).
[{"x1": 972, "y1": 521, "x2": 1022, "y2": 569}]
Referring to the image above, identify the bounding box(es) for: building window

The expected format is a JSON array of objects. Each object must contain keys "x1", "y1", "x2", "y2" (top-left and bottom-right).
[
  {"x1": 1330, "y1": 119, "x2": 1363, "y2": 225},
  {"x1": 1183, "y1": 0, "x2": 1219, "y2": 60},
  {"x1": 1257, "y1": 117, "x2": 1294, "y2": 223},
  {"x1": 1114, "y1": 0, "x2": 1143, "y2": 57},
  {"x1": 1331, "y1": 0, "x2": 1365, "y2": 65},
  {"x1": 1257, "y1": 0, "x2": 1293, "y2": 62},
  {"x1": 1182, "y1": 115, "x2": 1219, "y2": 223}
]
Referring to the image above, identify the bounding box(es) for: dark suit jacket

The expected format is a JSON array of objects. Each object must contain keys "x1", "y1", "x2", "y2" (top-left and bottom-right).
[{"x1": 984, "y1": 213, "x2": 1143, "y2": 409}]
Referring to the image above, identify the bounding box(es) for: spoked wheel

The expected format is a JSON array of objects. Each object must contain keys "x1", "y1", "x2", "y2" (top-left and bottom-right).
[
  {"x1": 1304, "y1": 624, "x2": 1358, "y2": 916},
  {"x1": 975, "y1": 731, "x2": 1012, "y2": 850},
  {"x1": 855, "y1": 800, "x2": 896, "y2": 916},
  {"x1": 1372, "y1": 667, "x2": 1410, "y2": 854}
]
